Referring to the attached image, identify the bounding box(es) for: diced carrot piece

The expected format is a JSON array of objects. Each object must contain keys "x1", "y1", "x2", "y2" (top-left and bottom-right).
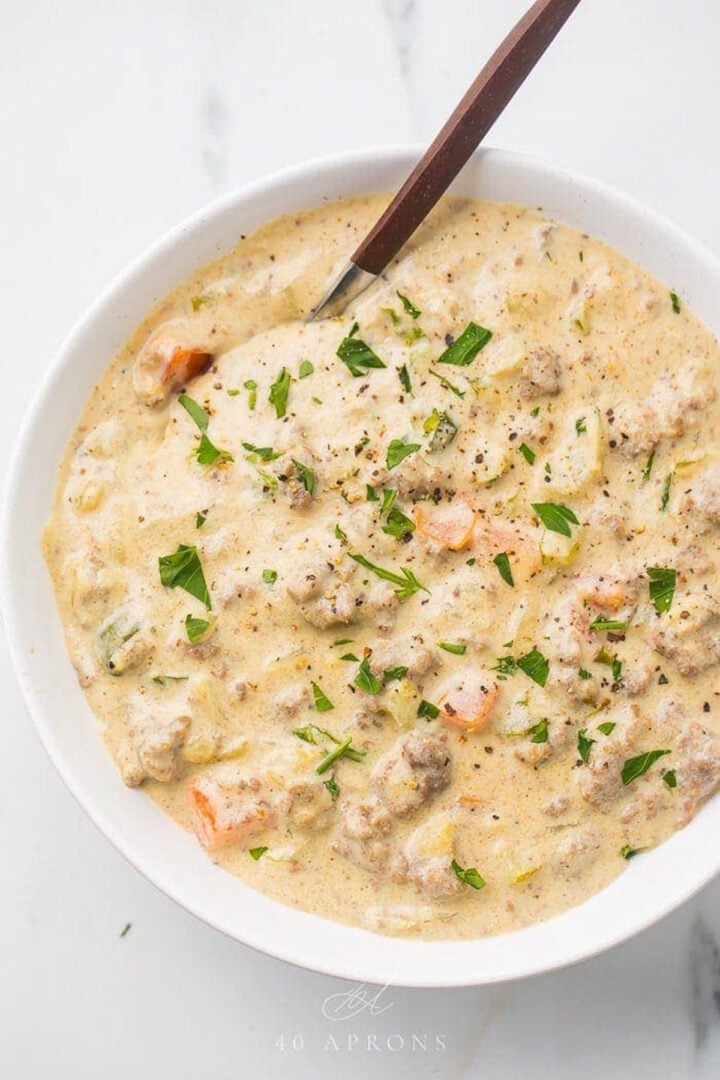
[
  {"x1": 437, "y1": 672, "x2": 500, "y2": 732},
  {"x1": 188, "y1": 777, "x2": 274, "y2": 853},
  {"x1": 468, "y1": 515, "x2": 541, "y2": 582},
  {"x1": 165, "y1": 345, "x2": 213, "y2": 387},
  {"x1": 414, "y1": 497, "x2": 477, "y2": 551},
  {"x1": 574, "y1": 574, "x2": 627, "y2": 611},
  {"x1": 473, "y1": 519, "x2": 526, "y2": 557},
  {"x1": 133, "y1": 328, "x2": 213, "y2": 405}
]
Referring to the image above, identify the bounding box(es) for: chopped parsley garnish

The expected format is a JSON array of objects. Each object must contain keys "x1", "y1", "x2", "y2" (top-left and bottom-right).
[
  {"x1": 382, "y1": 506, "x2": 415, "y2": 541},
  {"x1": 530, "y1": 719, "x2": 549, "y2": 744},
  {"x1": 647, "y1": 566, "x2": 676, "y2": 614},
  {"x1": 438, "y1": 642, "x2": 467, "y2": 655},
  {"x1": 492, "y1": 655, "x2": 519, "y2": 680},
  {"x1": 179, "y1": 395, "x2": 234, "y2": 466},
  {"x1": 589, "y1": 616, "x2": 628, "y2": 633},
  {"x1": 663, "y1": 769, "x2": 677, "y2": 788},
  {"x1": 396, "y1": 290, "x2": 421, "y2": 319},
  {"x1": 291, "y1": 458, "x2": 316, "y2": 495},
  {"x1": 438, "y1": 322, "x2": 493, "y2": 366},
  {"x1": 195, "y1": 511, "x2": 207, "y2": 529},
  {"x1": 381, "y1": 489, "x2": 397, "y2": 514},
  {"x1": 158, "y1": 544, "x2": 211, "y2": 609},
  {"x1": 530, "y1": 406, "x2": 540, "y2": 418},
  {"x1": 119, "y1": 922, "x2": 132, "y2": 938},
  {"x1": 334, "y1": 523, "x2": 348, "y2": 544},
  {"x1": 366, "y1": 485, "x2": 379, "y2": 502},
  {"x1": 670, "y1": 291, "x2": 681, "y2": 314},
  {"x1": 340, "y1": 652, "x2": 360, "y2": 662},
  {"x1": 293, "y1": 724, "x2": 365, "y2": 763},
  {"x1": 620, "y1": 844, "x2": 638, "y2": 860},
  {"x1": 403, "y1": 323, "x2": 426, "y2": 344},
  {"x1": 492, "y1": 648, "x2": 549, "y2": 687},
  {"x1": 332, "y1": 638, "x2": 354, "y2": 647},
  {"x1": 349, "y1": 552, "x2": 428, "y2": 601},
  {"x1": 243, "y1": 379, "x2": 257, "y2": 410},
  {"x1": 383, "y1": 306, "x2": 425, "y2": 345},
  {"x1": 383, "y1": 306, "x2": 401, "y2": 329},
  {"x1": 575, "y1": 417, "x2": 587, "y2": 435},
  {"x1": 578, "y1": 668, "x2": 592, "y2": 680},
  {"x1": 660, "y1": 472, "x2": 673, "y2": 511},
  {"x1": 594, "y1": 646, "x2": 623, "y2": 684},
  {"x1": 354, "y1": 659, "x2": 406, "y2": 689},
  {"x1": 256, "y1": 467, "x2": 278, "y2": 490},
  {"x1": 262, "y1": 568, "x2": 277, "y2": 585},
  {"x1": 429, "y1": 368, "x2": 466, "y2": 398},
  {"x1": 311, "y1": 681, "x2": 334, "y2": 712},
  {"x1": 397, "y1": 364, "x2": 412, "y2": 394},
  {"x1": 337, "y1": 322, "x2": 387, "y2": 377},
  {"x1": 597, "y1": 721, "x2": 616, "y2": 736},
  {"x1": 178, "y1": 393, "x2": 210, "y2": 430},
  {"x1": 517, "y1": 648, "x2": 550, "y2": 687},
  {"x1": 493, "y1": 551, "x2": 514, "y2": 588},
  {"x1": 292, "y1": 724, "x2": 324, "y2": 744},
  {"x1": 621, "y1": 749, "x2": 671, "y2": 786},
  {"x1": 642, "y1": 450, "x2": 655, "y2": 481},
  {"x1": 406, "y1": 324, "x2": 426, "y2": 343},
  {"x1": 578, "y1": 728, "x2": 595, "y2": 763},
  {"x1": 185, "y1": 614, "x2": 210, "y2": 643},
  {"x1": 531, "y1": 501, "x2": 579, "y2": 537},
  {"x1": 354, "y1": 657, "x2": 383, "y2": 695},
  {"x1": 383, "y1": 665, "x2": 409, "y2": 683},
  {"x1": 269, "y1": 367, "x2": 292, "y2": 418},
  {"x1": 425, "y1": 409, "x2": 458, "y2": 452},
  {"x1": 417, "y1": 699, "x2": 440, "y2": 719},
  {"x1": 249, "y1": 847, "x2": 268, "y2": 861},
  {"x1": 227, "y1": 388, "x2": 240, "y2": 397},
  {"x1": 386, "y1": 438, "x2": 421, "y2": 469},
  {"x1": 298, "y1": 359, "x2": 314, "y2": 379},
  {"x1": 242, "y1": 442, "x2": 283, "y2": 462},
  {"x1": 451, "y1": 859, "x2": 486, "y2": 890},
  {"x1": 518, "y1": 442, "x2": 536, "y2": 464},
  {"x1": 324, "y1": 776, "x2": 340, "y2": 798},
  {"x1": 316, "y1": 737, "x2": 364, "y2": 775}
]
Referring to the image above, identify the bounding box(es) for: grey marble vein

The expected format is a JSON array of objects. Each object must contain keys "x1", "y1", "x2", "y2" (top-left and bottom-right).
[
  {"x1": 382, "y1": 0, "x2": 422, "y2": 134},
  {"x1": 690, "y1": 914, "x2": 720, "y2": 1070}
]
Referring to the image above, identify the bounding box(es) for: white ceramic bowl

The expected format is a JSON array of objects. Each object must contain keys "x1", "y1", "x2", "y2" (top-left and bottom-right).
[{"x1": 3, "y1": 147, "x2": 720, "y2": 987}]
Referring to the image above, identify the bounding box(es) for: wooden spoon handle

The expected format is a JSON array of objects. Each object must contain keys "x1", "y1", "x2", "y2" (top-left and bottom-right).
[{"x1": 352, "y1": 0, "x2": 582, "y2": 275}]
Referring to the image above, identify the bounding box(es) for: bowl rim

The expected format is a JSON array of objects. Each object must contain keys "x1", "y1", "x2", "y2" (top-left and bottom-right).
[{"x1": 3, "y1": 144, "x2": 720, "y2": 988}]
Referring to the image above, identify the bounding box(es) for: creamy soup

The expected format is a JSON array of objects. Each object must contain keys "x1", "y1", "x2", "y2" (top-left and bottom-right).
[{"x1": 44, "y1": 195, "x2": 720, "y2": 940}]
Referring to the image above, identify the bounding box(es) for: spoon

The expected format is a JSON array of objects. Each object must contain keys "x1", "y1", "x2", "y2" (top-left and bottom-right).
[{"x1": 309, "y1": 0, "x2": 583, "y2": 321}]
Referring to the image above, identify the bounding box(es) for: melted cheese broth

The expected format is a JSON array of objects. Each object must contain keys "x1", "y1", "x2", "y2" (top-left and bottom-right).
[{"x1": 44, "y1": 196, "x2": 720, "y2": 939}]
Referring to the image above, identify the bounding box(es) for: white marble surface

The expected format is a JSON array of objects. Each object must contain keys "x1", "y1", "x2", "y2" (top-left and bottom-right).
[{"x1": 1, "y1": 1, "x2": 719, "y2": 1076}]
